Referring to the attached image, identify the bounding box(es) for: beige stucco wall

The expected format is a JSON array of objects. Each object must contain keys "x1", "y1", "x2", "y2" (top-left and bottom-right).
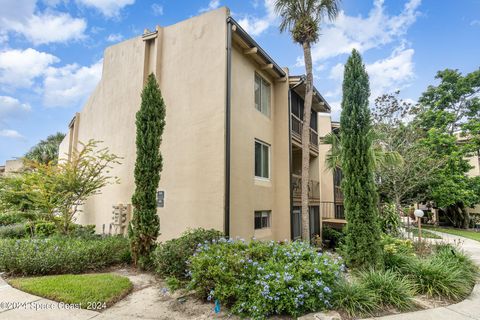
[
  {"x1": 4, "y1": 159, "x2": 24, "y2": 174},
  {"x1": 467, "y1": 153, "x2": 480, "y2": 215},
  {"x1": 229, "y1": 45, "x2": 290, "y2": 241},
  {"x1": 318, "y1": 113, "x2": 335, "y2": 218},
  {"x1": 59, "y1": 8, "x2": 228, "y2": 239}
]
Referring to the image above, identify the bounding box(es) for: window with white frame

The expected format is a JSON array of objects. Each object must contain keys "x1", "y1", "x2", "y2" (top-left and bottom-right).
[
  {"x1": 254, "y1": 211, "x2": 271, "y2": 229},
  {"x1": 254, "y1": 73, "x2": 271, "y2": 117},
  {"x1": 255, "y1": 140, "x2": 270, "y2": 179}
]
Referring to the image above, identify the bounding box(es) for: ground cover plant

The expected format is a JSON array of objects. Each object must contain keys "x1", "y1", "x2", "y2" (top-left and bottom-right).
[
  {"x1": 0, "y1": 235, "x2": 130, "y2": 275},
  {"x1": 8, "y1": 273, "x2": 132, "y2": 309}
]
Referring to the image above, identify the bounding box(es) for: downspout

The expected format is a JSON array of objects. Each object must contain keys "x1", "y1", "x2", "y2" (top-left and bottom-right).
[
  {"x1": 289, "y1": 77, "x2": 305, "y2": 240},
  {"x1": 224, "y1": 20, "x2": 232, "y2": 237},
  {"x1": 288, "y1": 89, "x2": 294, "y2": 240}
]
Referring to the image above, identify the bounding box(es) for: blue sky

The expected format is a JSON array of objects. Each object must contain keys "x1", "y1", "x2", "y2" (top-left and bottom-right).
[{"x1": 0, "y1": 0, "x2": 479, "y2": 163}]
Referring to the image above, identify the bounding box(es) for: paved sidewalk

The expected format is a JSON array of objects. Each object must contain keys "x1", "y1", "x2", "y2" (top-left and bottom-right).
[{"x1": 365, "y1": 230, "x2": 480, "y2": 320}]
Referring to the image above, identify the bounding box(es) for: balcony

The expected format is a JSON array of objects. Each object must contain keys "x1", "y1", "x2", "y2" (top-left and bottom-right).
[
  {"x1": 319, "y1": 201, "x2": 346, "y2": 221},
  {"x1": 291, "y1": 114, "x2": 319, "y2": 153},
  {"x1": 292, "y1": 174, "x2": 320, "y2": 200}
]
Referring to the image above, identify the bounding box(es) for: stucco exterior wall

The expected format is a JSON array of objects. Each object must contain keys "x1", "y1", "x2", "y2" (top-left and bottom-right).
[
  {"x1": 229, "y1": 45, "x2": 290, "y2": 241},
  {"x1": 318, "y1": 114, "x2": 335, "y2": 218},
  {"x1": 155, "y1": 8, "x2": 227, "y2": 240},
  {"x1": 59, "y1": 8, "x2": 228, "y2": 239}
]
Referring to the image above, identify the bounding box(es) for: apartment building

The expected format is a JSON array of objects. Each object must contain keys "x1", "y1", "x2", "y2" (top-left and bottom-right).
[{"x1": 58, "y1": 7, "x2": 342, "y2": 242}]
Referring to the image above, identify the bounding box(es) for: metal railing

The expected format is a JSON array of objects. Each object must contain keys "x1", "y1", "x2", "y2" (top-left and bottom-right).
[
  {"x1": 292, "y1": 174, "x2": 320, "y2": 199},
  {"x1": 291, "y1": 115, "x2": 319, "y2": 148}
]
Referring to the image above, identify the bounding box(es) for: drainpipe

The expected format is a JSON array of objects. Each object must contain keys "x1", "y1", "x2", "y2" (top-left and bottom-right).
[
  {"x1": 289, "y1": 77, "x2": 305, "y2": 240},
  {"x1": 224, "y1": 20, "x2": 232, "y2": 237}
]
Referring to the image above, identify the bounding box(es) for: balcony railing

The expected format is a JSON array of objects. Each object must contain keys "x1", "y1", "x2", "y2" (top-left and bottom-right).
[
  {"x1": 319, "y1": 201, "x2": 345, "y2": 220},
  {"x1": 292, "y1": 174, "x2": 320, "y2": 200},
  {"x1": 334, "y1": 186, "x2": 344, "y2": 203},
  {"x1": 291, "y1": 115, "x2": 319, "y2": 149}
]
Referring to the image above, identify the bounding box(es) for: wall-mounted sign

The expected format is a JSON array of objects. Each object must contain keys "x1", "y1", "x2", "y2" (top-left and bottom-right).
[{"x1": 157, "y1": 191, "x2": 165, "y2": 208}]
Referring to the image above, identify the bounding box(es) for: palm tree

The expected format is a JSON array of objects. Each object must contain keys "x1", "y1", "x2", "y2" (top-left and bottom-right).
[
  {"x1": 275, "y1": 0, "x2": 340, "y2": 241},
  {"x1": 25, "y1": 132, "x2": 66, "y2": 164}
]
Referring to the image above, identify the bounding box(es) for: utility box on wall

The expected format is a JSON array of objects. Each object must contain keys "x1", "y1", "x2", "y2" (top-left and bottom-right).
[{"x1": 112, "y1": 204, "x2": 132, "y2": 235}]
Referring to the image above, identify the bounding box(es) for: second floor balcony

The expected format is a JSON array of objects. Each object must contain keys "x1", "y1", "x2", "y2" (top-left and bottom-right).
[
  {"x1": 291, "y1": 114, "x2": 319, "y2": 153},
  {"x1": 292, "y1": 174, "x2": 320, "y2": 200}
]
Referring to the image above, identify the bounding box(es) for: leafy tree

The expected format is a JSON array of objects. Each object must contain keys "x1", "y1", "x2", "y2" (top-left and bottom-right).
[
  {"x1": 275, "y1": 0, "x2": 340, "y2": 240},
  {"x1": 25, "y1": 132, "x2": 66, "y2": 164},
  {"x1": 1, "y1": 141, "x2": 120, "y2": 232},
  {"x1": 340, "y1": 50, "x2": 382, "y2": 268},
  {"x1": 414, "y1": 69, "x2": 480, "y2": 228},
  {"x1": 26, "y1": 140, "x2": 120, "y2": 233},
  {"x1": 372, "y1": 92, "x2": 445, "y2": 214},
  {"x1": 129, "y1": 74, "x2": 166, "y2": 268}
]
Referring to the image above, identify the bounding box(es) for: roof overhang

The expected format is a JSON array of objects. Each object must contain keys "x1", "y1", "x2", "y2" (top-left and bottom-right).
[
  {"x1": 289, "y1": 75, "x2": 331, "y2": 113},
  {"x1": 227, "y1": 17, "x2": 286, "y2": 80}
]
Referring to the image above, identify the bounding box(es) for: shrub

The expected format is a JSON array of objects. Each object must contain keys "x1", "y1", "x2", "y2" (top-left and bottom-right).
[
  {"x1": 379, "y1": 203, "x2": 401, "y2": 236},
  {"x1": 188, "y1": 239, "x2": 344, "y2": 319},
  {"x1": 358, "y1": 269, "x2": 416, "y2": 311},
  {"x1": 0, "y1": 223, "x2": 28, "y2": 239},
  {"x1": 322, "y1": 226, "x2": 345, "y2": 248},
  {"x1": 0, "y1": 211, "x2": 37, "y2": 226},
  {"x1": 332, "y1": 279, "x2": 379, "y2": 317},
  {"x1": 153, "y1": 228, "x2": 223, "y2": 280},
  {"x1": 0, "y1": 236, "x2": 131, "y2": 275}
]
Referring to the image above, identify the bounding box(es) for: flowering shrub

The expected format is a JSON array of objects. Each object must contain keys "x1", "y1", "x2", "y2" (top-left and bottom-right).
[
  {"x1": 188, "y1": 239, "x2": 344, "y2": 319},
  {"x1": 0, "y1": 235, "x2": 130, "y2": 275},
  {"x1": 153, "y1": 228, "x2": 223, "y2": 280}
]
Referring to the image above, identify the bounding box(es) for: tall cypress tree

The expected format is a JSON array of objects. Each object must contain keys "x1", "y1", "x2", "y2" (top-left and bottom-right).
[
  {"x1": 340, "y1": 50, "x2": 382, "y2": 268},
  {"x1": 129, "y1": 73, "x2": 166, "y2": 268}
]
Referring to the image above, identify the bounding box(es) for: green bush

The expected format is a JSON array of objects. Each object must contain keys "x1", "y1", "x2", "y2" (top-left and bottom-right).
[
  {"x1": 188, "y1": 239, "x2": 344, "y2": 319},
  {"x1": 358, "y1": 269, "x2": 416, "y2": 311},
  {"x1": 0, "y1": 211, "x2": 37, "y2": 226},
  {"x1": 0, "y1": 223, "x2": 28, "y2": 239},
  {"x1": 0, "y1": 236, "x2": 131, "y2": 275},
  {"x1": 332, "y1": 279, "x2": 379, "y2": 317},
  {"x1": 153, "y1": 228, "x2": 223, "y2": 280},
  {"x1": 384, "y1": 242, "x2": 478, "y2": 301},
  {"x1": 322, "y1": 226, "x2": 345, "y2": 248}
]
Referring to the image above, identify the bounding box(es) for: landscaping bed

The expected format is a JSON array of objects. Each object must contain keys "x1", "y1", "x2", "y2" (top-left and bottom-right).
[
  {"x1": 151, "y1": 229, "x2": 479, "y2": 320},
  {"x1": 8, "y1": 273, "x2": 133, "y2": 310}
]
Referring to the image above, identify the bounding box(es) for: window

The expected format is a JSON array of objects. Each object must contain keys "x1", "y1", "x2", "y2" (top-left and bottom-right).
[
  {"x1": 254, "y1": 211, "x2": 271, "y2": 229},
  {"x1": 254, "y1": 73, "x2": 271, "y2": 117},
  {"x1": 255, "y1": 140, "x2": 270, "y2": 179}
]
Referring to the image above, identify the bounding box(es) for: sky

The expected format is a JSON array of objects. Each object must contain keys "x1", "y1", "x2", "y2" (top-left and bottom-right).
[{"x1": 0, "y1": 0, "x2": 479, "y2": 163}]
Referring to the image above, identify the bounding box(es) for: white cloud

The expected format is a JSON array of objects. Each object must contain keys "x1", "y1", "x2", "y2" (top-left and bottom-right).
[
  {"x1": 471, "y1": 20, "x2": 480, "y2": 27},
  {"x1": 0, "y1": 1, "x2": 86, "y2": 45},
  {"x1": 366, "y1": 45, "x2": 415, "y2": 99},
  {"x1": 106, "y1": 33, "x2": 124, "y2": 42},
  {"x1": 199, "y1": 0, "x2": 221, "y2": 13},
  {"x1": 76, "y1": 0, "x2": 135, "y2": 17},
  {"x1": 0, "y1": 48, "x2": 59, "y2": 88},
  {"x1": 43, "y1": 60, "x2": 102, "y2": 108},
  {"x1": 0, "y1": 96, "x2": 31, "y2": 119},
  {"x1": 0, "y1": 129, "x2": 24, "y2": 139},
  {"x1": 9, "y1": 12, "x2": 86, "y2": 45},
  {"x1": 152, "y1": 3, "x2": 164, "y2": 16},
  {"x1": 310, "y1": 0, "x2": 421, "y2": 63},
  {"x1": 329, "y1": 63, "x2": 344, "y2": 81},
  {"x1": 237, "y1": 0, "x2": 276, "y2": 36}
]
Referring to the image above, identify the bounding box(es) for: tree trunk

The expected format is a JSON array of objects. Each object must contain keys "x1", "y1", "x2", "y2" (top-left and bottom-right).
[{"x1": 301, "y1": 42, "x2": 314, "y2": 241}]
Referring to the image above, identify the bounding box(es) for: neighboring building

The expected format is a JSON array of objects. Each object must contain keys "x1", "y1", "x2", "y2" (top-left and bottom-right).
[
  {"x1": 0, "y1": 159, "x2": 24, "y2": 176},
  {"x1": 58, "y1": 7, "x2": 342, "y2": 241}
]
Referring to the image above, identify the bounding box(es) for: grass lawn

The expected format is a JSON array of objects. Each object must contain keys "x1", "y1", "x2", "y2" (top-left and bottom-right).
[
  {"x1": 423, "y1": 226, "x2": 480, "y2": 242},
  {"x1": 407, "y1": 228, "x2": 442, "y2": 239},
  {"x1": 8, "y1": 273, "x2": 133, "y2": 309}
]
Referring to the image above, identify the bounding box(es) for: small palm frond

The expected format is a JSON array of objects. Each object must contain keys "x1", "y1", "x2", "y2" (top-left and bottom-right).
[{"x1": 322, "y1": 132, "x2": 341, "y2": 170}]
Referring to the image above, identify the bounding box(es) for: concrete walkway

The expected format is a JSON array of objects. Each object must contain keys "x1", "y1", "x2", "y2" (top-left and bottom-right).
[
  {"x1": 0, "y1": 230, "x2": 479, "y2": 320},
  {"x1": 365, "y1": 229, "x2": 480, "y2": 320}
]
